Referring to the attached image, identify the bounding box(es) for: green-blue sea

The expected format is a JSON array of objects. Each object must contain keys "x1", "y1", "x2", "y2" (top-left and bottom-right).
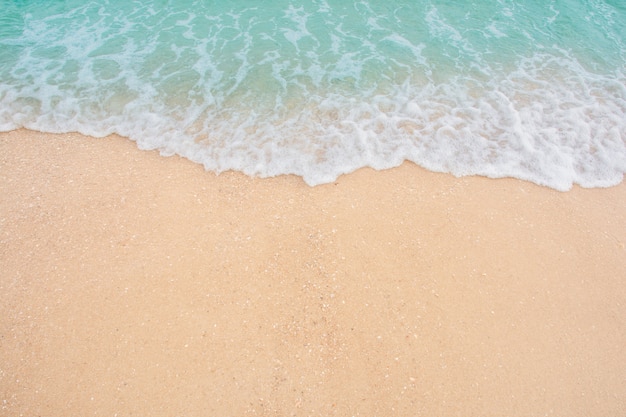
[{"x1": 1, "y1": 0, "x2": 625, "y2": 189}]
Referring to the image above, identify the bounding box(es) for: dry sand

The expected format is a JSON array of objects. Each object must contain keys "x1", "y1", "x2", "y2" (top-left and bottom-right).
[{"x1": 1, "y1": 129, "x2": 625, "y2": 416}]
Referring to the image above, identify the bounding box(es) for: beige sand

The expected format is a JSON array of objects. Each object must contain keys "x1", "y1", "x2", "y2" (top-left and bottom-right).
[{"x1": 1, "y1": 129, "x2": 625, "y2": 416}]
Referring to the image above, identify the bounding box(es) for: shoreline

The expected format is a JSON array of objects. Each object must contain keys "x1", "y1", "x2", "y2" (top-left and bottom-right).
[{"x1": 1, "y1": 129, "x2": 625, "y2": 416}]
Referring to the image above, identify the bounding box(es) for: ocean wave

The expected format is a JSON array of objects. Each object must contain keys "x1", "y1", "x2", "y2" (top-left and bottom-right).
[{"x1": 1, "y1": 0, "x2": 624, "y2": 189}]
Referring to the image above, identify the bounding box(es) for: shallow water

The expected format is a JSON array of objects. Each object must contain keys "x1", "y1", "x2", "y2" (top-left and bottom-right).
[{"x1": 1, "y1": 0, "x2": 625, "y2": 189}]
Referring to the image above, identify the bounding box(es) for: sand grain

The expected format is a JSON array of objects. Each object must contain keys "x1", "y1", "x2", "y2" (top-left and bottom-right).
[{"x1": 1, "y1": 130, "x2": 625, "y2": 416}]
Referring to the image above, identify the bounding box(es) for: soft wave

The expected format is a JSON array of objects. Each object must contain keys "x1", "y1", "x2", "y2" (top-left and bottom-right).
[{"x1": 1, "y1": 0, "x2": 625, "y2": 189}]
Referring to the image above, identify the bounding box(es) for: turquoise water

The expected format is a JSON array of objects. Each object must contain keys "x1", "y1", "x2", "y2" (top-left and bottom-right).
[{"x1": 1, "y1": 0, "x2": 625, "y2": 189}]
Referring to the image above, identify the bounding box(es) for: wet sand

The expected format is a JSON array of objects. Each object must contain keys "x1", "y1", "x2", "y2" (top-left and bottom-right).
[{"x1": 1, "y1": 129, "x2": 625, "y2": 416}]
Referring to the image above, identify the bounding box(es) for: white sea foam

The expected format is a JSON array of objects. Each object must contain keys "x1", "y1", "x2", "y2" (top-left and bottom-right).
[
  {"x1": 1, "y1": 0, "x2": 625, "y2": 190},
  {"x1": 4, "y1": 52, "x2": 624, "y2": 190}
]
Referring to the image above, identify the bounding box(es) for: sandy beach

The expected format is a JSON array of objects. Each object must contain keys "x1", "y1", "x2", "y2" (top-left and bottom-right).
[{"x1": 1, "y1": 129, "x2": 625, "y2": 416}]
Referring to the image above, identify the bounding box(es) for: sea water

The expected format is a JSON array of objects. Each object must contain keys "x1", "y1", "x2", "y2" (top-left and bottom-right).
[{"x1": 1, "y1": 0, "x2": 625, "y2": 189}]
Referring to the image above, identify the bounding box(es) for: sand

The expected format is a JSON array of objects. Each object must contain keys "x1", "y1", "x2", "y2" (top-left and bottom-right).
[{"x1": 1, "y1": 129, "x2": 625, "y2": 416}]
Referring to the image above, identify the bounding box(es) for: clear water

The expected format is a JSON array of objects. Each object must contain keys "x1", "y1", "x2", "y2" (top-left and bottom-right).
[{"x1": 1, "y1": 0, "x2": 625, "y2": 189}]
